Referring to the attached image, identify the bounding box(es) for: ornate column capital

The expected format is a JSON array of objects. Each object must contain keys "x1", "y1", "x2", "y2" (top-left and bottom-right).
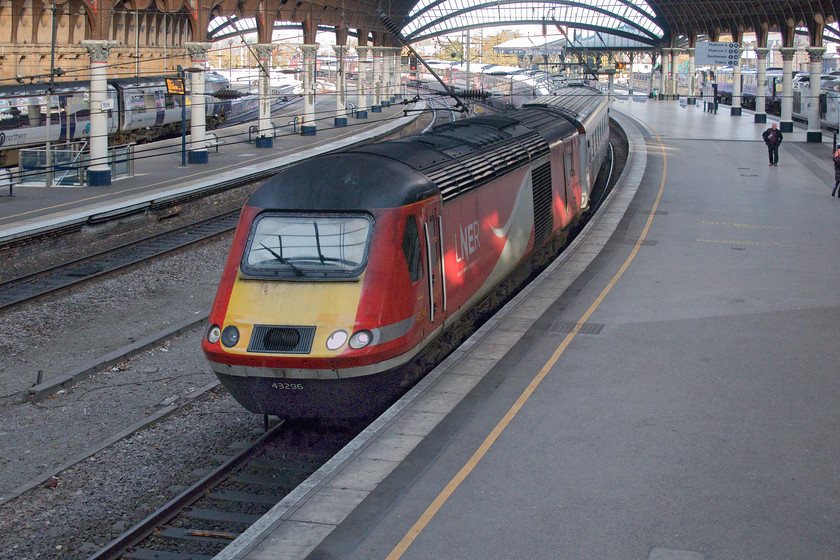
[
  {"x1": 300, "y1": 44, "x2": 319, "y2": 58},
  {"x1": 185, "y1": 42, "x2": 212, "y2": 63},
  {"x1": 370, "y1": 46, "x2": 385, "y2": 56},
  {"x1": 686, "y1": 47, "x2": 695, "y2": 56},
  {"x1": 805, "y1": 46, "x2": 826, "y2": 62},
  {"x1": 778, "y1": 47, "x2": 797, "y2": 61},
  {"x1": 81, "y1": 40, "x2": 118, "y2": 63},
  {"x1": 333, "y1": 45, "x2": 348, "y2": 57},
  {"x1": 755, "y1": 47, "x2": 770, "y2": 59},
  {"x1": 356, "y1": 45, "x2": 370, "y2": 58}
]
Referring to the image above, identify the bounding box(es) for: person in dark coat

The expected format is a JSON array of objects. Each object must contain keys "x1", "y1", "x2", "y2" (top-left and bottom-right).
[
  {"x1": 762, "y1": 123, "x2": 783, "y2": 166},
  {"x1": 832, "y1": 146, "x2": 840, "y2": 197}
]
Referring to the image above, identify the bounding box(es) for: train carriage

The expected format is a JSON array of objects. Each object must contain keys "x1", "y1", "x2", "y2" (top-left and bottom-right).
[
  {"x1": 0, "y1": 72, "x2": 235, "y2": 166},
  {"x1": 203, "y1": 84, "x2": 610, "y2": 419}
]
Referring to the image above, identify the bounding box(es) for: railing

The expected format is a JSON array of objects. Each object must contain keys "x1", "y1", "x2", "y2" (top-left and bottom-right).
[
  {"x1": 19, "y1": 142, "x2": 135, "y2": 186},
  {"x1": 249, "y1": 123, "x2": 279, "y2": 142}
]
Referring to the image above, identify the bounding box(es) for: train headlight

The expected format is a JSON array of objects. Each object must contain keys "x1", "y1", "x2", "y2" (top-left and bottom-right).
[
  {"x1": 207, "y1": 325, "x2": 221, "y2": 344},
  {"x1": 221, "y1": 326, "x2": 240, "y2": 348},
  {"x1": 349, "y1": 330, "x2": 373, "y2": 349},
  {"x1": 326, "y1": 330, "x2": 348, "y2": 351}
]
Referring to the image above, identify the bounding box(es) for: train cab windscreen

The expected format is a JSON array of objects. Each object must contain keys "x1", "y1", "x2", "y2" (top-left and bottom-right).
[{"x1": 241, "y1": 213, "x2": 373, "y2": 279}]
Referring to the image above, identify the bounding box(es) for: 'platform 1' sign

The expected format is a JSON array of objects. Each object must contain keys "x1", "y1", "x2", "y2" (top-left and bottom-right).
[{"x1": 694, "y1": 42, "x2": 740, "y2": 66}]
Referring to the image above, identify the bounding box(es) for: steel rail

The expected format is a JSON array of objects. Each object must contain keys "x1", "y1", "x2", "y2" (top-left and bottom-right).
[
  {"x1": 0, "y1": 210, "x2": 241, "y2": 311},
  {"x1": 86, "y1": 420, "x2": 287, "y2": 560}
]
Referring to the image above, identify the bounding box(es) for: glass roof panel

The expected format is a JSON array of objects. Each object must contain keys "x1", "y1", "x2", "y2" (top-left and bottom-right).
[{"x1": 403, "y1": 0, "x2": 663, "y2": 42}]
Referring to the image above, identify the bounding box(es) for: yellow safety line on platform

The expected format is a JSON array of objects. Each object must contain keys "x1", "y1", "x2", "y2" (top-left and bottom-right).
[
  {"x1": 0, "y1": 106, "x2": 407, "y2": 225},
  {"x1": 385, "y1": 124, "x2": 669, "y2": 560}
]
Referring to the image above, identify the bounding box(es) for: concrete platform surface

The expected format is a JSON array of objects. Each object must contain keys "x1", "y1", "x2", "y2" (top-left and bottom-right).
[{"x1": 213, "y1": 98, "x2": 840, "y2": 560}]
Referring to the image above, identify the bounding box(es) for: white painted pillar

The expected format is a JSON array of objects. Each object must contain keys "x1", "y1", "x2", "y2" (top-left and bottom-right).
[
  {"x1": 670, "y1": 48, "x2": 678, "y2": 98},
  {"x1": 82, "y1": 40, "x2": 117, "y2": 186},
  {"x1": 659, "y1": 48, "x2": 668, "y2": 99},
  {"x1": 186, "y1": 42, "x2": 211, "y2": 161},
  {"x1": 754, "y1": 47, "x2": 769, "y2": 123},
  {"x1": 779, "y1": 47, "x2": 796, "y2": 133},
  {"x1": 333, "y1": 44, "x2": 348, "y2": 126},
  {"x1": 649, "y1": 52, "x2": 657, "y2": 97},
  {"x1": 371, "y1": 46, "x2": 383, "y2": 110},
  {"x1": 301, "y1": 44, "x2": 318, "y2": 135},
  {"x1": 253, "y1": 44, "x2": 277, "y2": 147},
  {"x1": 355, "y1": 45, "x2": 369, "y2": 118},
  {"x1": 391, "y1": 47, "x2": 402, "y2": 100},
  {"x1": 806, "y1": 46, "x2": 826, "y2": 142},
  {"x1": 687, "y1": 48, "x2": 696, "y2": 102}
]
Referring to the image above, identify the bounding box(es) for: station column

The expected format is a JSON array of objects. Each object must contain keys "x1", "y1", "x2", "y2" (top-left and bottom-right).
[
  {"x1": 82, "y1": 40, "x2": 117, "y2": 186},
  {"x1": 371, "y1": 46, "x2": 383, "y2": 111},
  {"x1": 687, "y1": 48, "x2": 696, "y2": 104},
  {"x1": 301, "y1": 43, "x2": 318, "y2": 136},
  {"x1": 670, "y1": 48, "x2": 679, "y2": 99},
  {"x1": 333, "y1": 44, "x2": 348, "y2": 127},
  {"x1": 254, "y1": 44, "x2": 278, "y2": 147},
  {"x1": 186, "y1": 42, "x2": 212, "y2": 161},
  {"x1": 648, "y1": 51, "x2": 657, "y2": 97},
  {"x1": 390, "y1": 47, "x2": 402, "y2": 101},
  {"x1": 754, "y1": 47, "x2": 769, "y2": 123},
  {"x1": 659, "y1": 48, "x2": 669, "y2": 99},
  {"x1": 779, "y1": 47, "x2": 796, "y2": 133},
  {"x1": 805, "y1": 47, "x2": 825, "y2": 143},
  {"x1": 356, "y1": 45, "x2": 369, "y2": 118}
]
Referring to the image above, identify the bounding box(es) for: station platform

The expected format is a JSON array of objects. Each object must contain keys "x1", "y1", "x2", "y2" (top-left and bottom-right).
[
  {"x1": 0, "y1": 95, "x2": 418, "y2": 243},
  {"x1": 214, "y1": 98, "x2": 840, "y2": 560}
]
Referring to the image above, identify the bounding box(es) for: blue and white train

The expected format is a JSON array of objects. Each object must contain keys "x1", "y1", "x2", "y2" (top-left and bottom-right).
[{"x1": 0, "y1": 73, "x2": 246, "y2": 166}]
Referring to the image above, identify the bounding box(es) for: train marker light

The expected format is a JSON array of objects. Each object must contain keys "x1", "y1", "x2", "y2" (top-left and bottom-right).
[
  {"x1": 221, "y1": 326, "x2": 240, "y2": 347},
  {"x1": 349, "y1": 330, "x2": 372, "y2": 349},
  {"x1": 207, "y1": 325, "x2": 221, "y2": 344},
  {"x1": 326, "y1": 330, "x2": 348, "y2": 351}
]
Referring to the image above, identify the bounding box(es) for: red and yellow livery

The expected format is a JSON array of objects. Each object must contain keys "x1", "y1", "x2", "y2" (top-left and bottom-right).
[{"x1": 203, "y1": 85, "x2": 610, "y2": 418}]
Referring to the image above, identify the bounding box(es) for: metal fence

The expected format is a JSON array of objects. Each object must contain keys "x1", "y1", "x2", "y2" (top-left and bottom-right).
[{"x1": 20, "y1": 142, "x2": 135, "y2": 186}]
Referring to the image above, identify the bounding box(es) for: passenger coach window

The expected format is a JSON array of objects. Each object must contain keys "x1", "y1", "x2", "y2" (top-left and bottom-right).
[{"x1": 402, "y1": 215, "x2": 423, "y2": 283}]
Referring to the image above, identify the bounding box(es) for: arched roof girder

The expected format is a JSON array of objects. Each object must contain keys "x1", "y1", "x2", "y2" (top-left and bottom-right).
[
  {"x1": 408, "y1": 17, "x2": 659, "y2": 45},
  {"x1": 401, "y1": 0, "x2": 663, "y2": 44}
]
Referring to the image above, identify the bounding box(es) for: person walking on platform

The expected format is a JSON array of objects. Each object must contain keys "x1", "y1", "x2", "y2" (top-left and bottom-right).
[
  {"x1": 832, "y1": 146, "x2": 840, "y2": 197},
  {"x1": 762, "y1": 123, "x2": 783, "y2": 166}
]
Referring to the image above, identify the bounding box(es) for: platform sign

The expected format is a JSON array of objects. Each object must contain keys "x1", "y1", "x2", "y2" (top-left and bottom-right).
[
  {"x1": 695, "y1": 41, "x2": 740, "y2": 66},
  {"x1": 166, "y1": 77, "x2": 186, "y2": 95},
  {"x1": 101, "y1": 98, "x2": 115, "y2": 111}
]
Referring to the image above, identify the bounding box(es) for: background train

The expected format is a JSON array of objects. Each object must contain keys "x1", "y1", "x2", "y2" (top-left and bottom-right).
[
  {"x1": 202, "y1": 83, "x2": 610, "y2": 419},
  {"x1": 703, "y1": 67, "x2": 840, "y2": 130},
  {"x1": 0, "y1": 72, "x2": 283, "y2": 166}
]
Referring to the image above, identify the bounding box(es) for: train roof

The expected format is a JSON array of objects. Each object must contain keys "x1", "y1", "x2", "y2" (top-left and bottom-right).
[
  {"x1": 0, "y1": 79, "x2": 93, "y2": 97},
  {"x1": 248, "y1": 102, "x2": 589, "y2": 211},
  {"x1": 525, "y1": 85, "x2": 607, "y2": 131}
]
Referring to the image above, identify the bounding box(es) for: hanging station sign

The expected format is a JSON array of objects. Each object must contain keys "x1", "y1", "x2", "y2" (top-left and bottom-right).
[{"x1": 694, "y1": 42, "x2": 741, "y2": 66}]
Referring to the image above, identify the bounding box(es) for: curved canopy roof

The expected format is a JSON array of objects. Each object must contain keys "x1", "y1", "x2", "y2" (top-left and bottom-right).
[{"x1": 206, "y1": 0, "x2": 839, "y2": 48}]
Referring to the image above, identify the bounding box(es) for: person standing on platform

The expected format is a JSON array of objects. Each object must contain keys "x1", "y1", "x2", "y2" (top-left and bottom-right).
[
  {"x1": 762, "y1": 123, "x2": 783, "y2": 166},
  {"x1": 832, "y1": 146, "x2": 840, "y2": 197}
]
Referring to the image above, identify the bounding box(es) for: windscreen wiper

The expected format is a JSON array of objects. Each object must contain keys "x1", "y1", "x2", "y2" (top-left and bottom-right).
[{"x1": 261, "y1": 239, "x2": 304, "y2": 276}]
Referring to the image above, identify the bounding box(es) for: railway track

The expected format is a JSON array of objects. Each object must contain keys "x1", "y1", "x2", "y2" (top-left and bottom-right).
[
  {"x1": 74, "y1": 119, "x2": 625, "y2": 560},
  {"x1": 87, "y1": 419, "x2": 360, "y2": 560},
  {"x1": 0, "y1": 211, "x2": 240, "y2": 311}
]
